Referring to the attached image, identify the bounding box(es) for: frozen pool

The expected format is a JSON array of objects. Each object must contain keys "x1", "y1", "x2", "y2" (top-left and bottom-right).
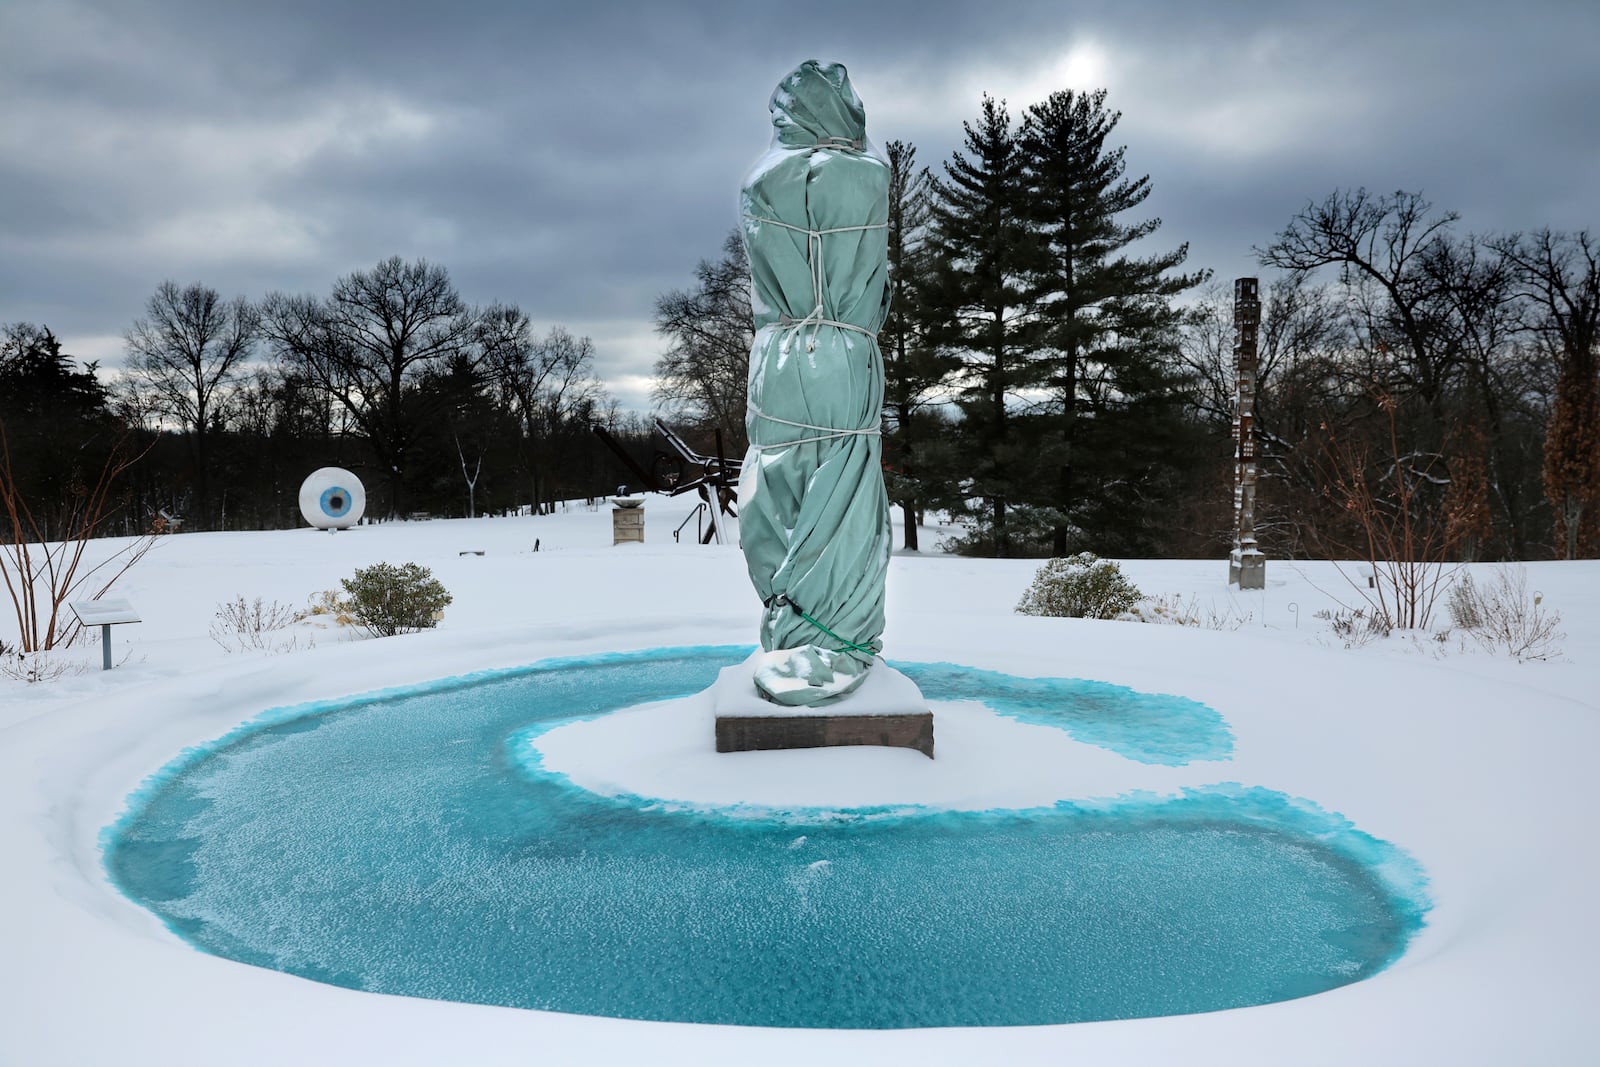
[{"x1": 104, "y1": 647, "x2": 1427, "y2": 1028}]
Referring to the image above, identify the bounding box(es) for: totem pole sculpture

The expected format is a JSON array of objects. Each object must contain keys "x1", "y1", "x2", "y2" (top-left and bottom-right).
[{"x1": 1229, "y1": 277, "x2": 1266, "y2": 589}]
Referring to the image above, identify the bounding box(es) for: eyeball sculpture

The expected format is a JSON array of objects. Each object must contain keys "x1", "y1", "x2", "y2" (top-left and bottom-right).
[{"x1": 299, "y1": 467, "x2": 366, "y2": 530}]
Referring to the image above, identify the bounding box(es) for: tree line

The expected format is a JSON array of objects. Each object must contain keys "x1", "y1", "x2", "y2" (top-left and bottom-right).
[
  {"x1": 654, "y1": 89, "x2": 1599, "y2": 560},
  {"x1": 3, "y1": 258, "x2": 658, "y2": 533},
  {"x1": 6, "y1": 87, "x2": 1595, "y2": 558}
]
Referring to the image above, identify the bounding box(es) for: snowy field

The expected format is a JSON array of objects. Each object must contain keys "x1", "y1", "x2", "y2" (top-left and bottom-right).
[{"x1": 2, "y1": 494, "x2": 1596, "y2": 1065}]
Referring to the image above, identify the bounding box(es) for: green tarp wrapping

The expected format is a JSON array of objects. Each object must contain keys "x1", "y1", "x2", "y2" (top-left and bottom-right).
[{"x1": 737, "y1": 61, "x2": 892, "y2": 706}]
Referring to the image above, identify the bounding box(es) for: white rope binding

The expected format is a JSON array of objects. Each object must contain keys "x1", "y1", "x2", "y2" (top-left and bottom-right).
[
  {"x1": 744, "y1": 138, "x2": 886, "y2": 451},
  {"x1": 742, "y1": 212, "x2": 887, "y2": 352},
  {"x1": 747, "y1": 400, "x2": 880, "y2": 451}
]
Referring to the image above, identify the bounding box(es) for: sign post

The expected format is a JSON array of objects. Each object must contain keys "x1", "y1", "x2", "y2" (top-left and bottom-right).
[{"x1": 69, "y1": 598, "x2": 142, "y2": 670}]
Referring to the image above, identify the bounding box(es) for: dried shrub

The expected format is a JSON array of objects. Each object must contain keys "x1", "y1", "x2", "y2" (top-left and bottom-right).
[
  {"x1": 0, "y1": 647, "x2": 85, "y2": 683},
  {"x1": 1309, "y1": 390, "x2": 1455, "y2": 630},
  {"x1": 305, "y1": 590, "x2": 356, "y2": 627},
  {"x1": 1447, "y1": 566, "x2": 1564, "y2": 662},
  {"x1": 1314, "y1": 606, "x2": 1393, "y2": 648},
  {"x1": 209, "y1": 596, "x2": 310, "y2": 654},
  {"x1": 1120, "y1": 593, "x2": 1251, "y2": 630},
  {"x1": 1445, "y1": 576, "x2": 1484, "y2": 631}
]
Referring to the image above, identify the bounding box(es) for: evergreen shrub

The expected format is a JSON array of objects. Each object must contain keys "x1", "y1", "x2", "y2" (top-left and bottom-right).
[
  {"x1": 340, "y1": 562, "x2": 453, "y2": 637},
  {"x1": 1016, "y1": 552, "x2": 1142, "y2": 619}
]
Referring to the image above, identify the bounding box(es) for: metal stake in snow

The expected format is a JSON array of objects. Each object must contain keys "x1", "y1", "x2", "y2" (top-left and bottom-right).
[{"x1": 1229, "y1": 277, "x2": 1266, "y2": 590}]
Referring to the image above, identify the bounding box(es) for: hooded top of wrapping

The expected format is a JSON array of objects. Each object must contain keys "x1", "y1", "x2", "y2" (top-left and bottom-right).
[{"x1": 768, "y1": 60, "x2": 866, "y2": 148}]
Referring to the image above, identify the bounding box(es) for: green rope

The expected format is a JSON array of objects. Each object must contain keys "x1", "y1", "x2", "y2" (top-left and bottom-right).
[
  {"x1": 767, "y1": 593, "x2": 876, "y2": 656},
  {"x1": 795, "y1": 607, "x2": 876, "y2": 656}
]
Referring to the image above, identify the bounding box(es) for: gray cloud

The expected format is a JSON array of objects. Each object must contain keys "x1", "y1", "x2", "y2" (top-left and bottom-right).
[{"x1": 3, "y1": 0, "x2": 1595, "y2": 411}]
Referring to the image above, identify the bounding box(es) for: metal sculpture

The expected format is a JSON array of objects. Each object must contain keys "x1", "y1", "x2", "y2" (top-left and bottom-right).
[
  {"x1": 299, "y1": 467, "x2": 365, "y2": 530},
  {"x1": 591, "y1": 419, "x2": 740, "y2": 544}
]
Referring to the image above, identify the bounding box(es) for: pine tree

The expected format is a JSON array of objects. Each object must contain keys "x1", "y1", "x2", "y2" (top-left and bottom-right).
[
  {"x1": 924, "y1": 96, "x2": 1046, "y2": 557},
  {"x1": 0, "y1": 324, "x2": 121, "y2": 536},
  {"x1": 881, "y1": 139, "x2": 959, "y2": 550},
  {"x1": 1020, "y1": 89, "x2": 1208, "y2": 555}
]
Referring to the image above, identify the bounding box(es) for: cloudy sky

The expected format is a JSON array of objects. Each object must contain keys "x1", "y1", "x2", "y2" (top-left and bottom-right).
[{"x1": 2, "y1": 0, "x2": 1595, "y2": 411}]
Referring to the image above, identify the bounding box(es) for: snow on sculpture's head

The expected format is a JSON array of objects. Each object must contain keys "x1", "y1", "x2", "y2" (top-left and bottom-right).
[{"x1": 769, "y1": 60, "x2": 866, "y2": 148}]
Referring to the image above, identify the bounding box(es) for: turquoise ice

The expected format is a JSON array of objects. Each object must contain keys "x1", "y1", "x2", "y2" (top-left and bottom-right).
[{"x1": 104, "y1": 647, "x2": 1428, "y2": 1028}]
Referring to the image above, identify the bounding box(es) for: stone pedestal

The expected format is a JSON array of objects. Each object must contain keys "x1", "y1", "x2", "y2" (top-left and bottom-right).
[
  {"x1": 712, "y1": 654, "x2": 934, "y2": 758},
  {"x1": 612, "y1": 498, "x2": 644, "y2": 545},
  {"x1": 1229, "y1": 546, "x2": 1266, "y2": 589}
]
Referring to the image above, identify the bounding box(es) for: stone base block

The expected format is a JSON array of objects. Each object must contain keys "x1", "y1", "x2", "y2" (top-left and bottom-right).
[
  {"x1": 1229, "y1": 549, "x2": 1266, "y2": 590},
  {"x1": 712, "y1": 655, "x2": 934, "y2": 758},
  {"x1": 715, "y1": 712, "x2": 935, "y2": 758}
]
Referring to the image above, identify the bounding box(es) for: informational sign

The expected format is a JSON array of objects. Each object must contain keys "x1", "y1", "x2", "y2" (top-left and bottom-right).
[{"x1": 69, "y1": 598, "x2": 142, "y2": 670}]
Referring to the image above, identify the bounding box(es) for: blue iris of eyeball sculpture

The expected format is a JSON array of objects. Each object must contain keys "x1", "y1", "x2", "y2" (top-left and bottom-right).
[{"x1": 299, "y1": 467, "x2": 366, "y2": 530}]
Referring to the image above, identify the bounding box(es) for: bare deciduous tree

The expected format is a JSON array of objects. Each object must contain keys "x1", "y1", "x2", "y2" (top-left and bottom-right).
[
  {"x1": 1419, "y1": 233, "x2": 1526, "y2": 559},
  {"x1": 1, "y1": 421, "x2": 159, "y2": 654},
  {"x1": 1260, "y1": 189, "x2": 1461, "y2": 421},
  {"x1": 1495, "y1": 229, "x2": 1600, "y2": 558},
  {"x1": 261, "y1": 257, "x2": 527, "y2": 517},
  {"x1": 492, "y1": 325, "x2": 605, "y2": 511},
  {"x1": 1309, "y1": 390, "x2": 1456, "y2": 630},
  {"x1": 1177, "y1": 275, "x2": 1349, "y2": 554},
  {"x1": 124, "y1": 281, "x2": 257, "y2": 528},
  {"x1": 652, "y1": 230, "x2": 754, "y2": 452},
  {"x1": 1258, "y1": 189, "x2": 1555, "y2": 558}
]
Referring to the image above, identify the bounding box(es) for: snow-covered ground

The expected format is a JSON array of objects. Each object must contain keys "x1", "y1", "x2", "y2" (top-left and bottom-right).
[{"x1": 2, "y1": 495, "x2": 1596, "y2": 1065}]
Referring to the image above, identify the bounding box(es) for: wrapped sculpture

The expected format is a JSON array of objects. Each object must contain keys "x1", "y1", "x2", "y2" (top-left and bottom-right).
[{"x1": 737, "y1": 60, "x2": 892, "y2": 707}]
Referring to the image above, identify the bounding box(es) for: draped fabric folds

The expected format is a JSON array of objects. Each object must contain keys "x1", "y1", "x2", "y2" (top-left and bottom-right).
[{"x1": 737, "y1": 61, "x2": 892, "y2": 706}]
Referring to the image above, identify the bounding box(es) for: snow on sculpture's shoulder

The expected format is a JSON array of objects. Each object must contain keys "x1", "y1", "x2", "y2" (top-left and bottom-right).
[
  {"x1": 743, "y1": 141, "x2": 806, "y2": 189},
  {"x1": 750, "y1": 285, "x2": 772, "y2": 317}
]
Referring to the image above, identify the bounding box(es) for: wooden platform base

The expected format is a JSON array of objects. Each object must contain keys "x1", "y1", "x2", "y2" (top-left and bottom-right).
[{"x1": 715, "y1": 712, "x2": 935, "y2": 758}]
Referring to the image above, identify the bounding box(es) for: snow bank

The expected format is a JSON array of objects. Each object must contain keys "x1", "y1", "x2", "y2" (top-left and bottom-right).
[{"x1": 1, "y1": 501, "x2": 1596, "y2": 1064}]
